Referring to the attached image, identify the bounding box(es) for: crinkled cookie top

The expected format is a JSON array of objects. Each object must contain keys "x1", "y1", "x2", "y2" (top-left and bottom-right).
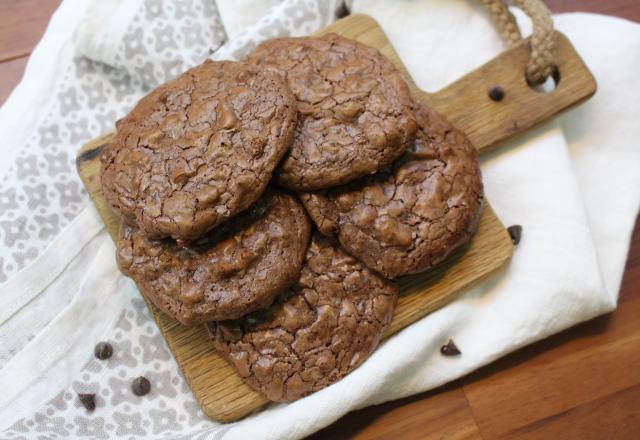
[
  {"x1": 247, "y1": 33, "x2": 417, "y2": 191},
  {"x1": 116, "y1": 190, "x2": 311, "y2": 325},
  {"x1": 101, "y1": 59, "x2": 297, "y2": 241},
  {"x1": 301, "y1": 103, "x2": 483, "y2": 278},
  {"x1": 208, "y1": 233, "x2": 398, "y2": 401}
]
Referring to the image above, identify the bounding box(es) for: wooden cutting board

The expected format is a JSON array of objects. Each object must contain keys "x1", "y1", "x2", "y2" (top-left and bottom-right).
[{"x1": 75, "y1": 14, "x2": 596, "y2": 422}]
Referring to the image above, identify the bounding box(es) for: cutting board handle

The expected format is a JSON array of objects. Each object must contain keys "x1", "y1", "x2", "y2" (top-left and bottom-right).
[
  {"x1": 76, "y1": 15, "x2": 597, "y2": 422},
  {"x1": 323, "y1": 15, "x2": 597, "y2": 155},
  {"x1": 417, "y1": 30, "x2": 597, "y2": 153}
]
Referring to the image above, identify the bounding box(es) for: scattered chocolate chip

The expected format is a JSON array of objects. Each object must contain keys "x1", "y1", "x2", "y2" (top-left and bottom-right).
[
  {"x1": 440, "y1": 339, "x2": 461, "y2": 356},
  {"x1": 488, "y1": 86, "x2": 505, "y2": 102},
  {"x1": 78, "y1": 393, "x2": 96, "y2": 411},
  {"x1": 131, "y1": 376, "x2": 151, "y2": 396},
  {"x1": 94, "y1": 341, "x2": 113, "y2": 360},
  {"x1": 335, "y1": 1, "x2": 351, "y2": 19},
  {"x1": 507, "y1": 224, "x2": 523, "y2": 245}
]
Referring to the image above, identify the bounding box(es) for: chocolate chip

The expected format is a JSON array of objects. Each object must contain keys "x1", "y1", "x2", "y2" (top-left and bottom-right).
[
  {"x1": 335, "y1": 2, "x2": 350, "y2": 19},
  {"x1": 507, "y1": 225, "x2": 523, "y2": 245},
  {"x1": 131, "y1": 376, "x2": 151, "y2": 396},
  {"x1": 78, "y1": 393, "x2": 96, "y2": 411},
  {"x1": 488, "y1": 86, "x2": 505, "y2": 102},
  {"x1": 440, "y1": 339, "x2": 461, "y2": 356},
  {"x1": 94, "y1": 342, "x2": 113, "y2": 360}
]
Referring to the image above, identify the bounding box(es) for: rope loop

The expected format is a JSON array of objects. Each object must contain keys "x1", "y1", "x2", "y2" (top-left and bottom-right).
[{"x1": 479, "y1": 0, "x2": 555, "y2": 84}]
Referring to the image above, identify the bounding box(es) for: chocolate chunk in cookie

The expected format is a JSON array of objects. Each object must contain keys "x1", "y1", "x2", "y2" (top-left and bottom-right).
[
  {"x1": 101, "y1": 59, "x2": 297, "y2": 241},
  {"x1": 208, "y1": 233, "x2": 398, "y2": 402},
  {"x1": 116, "y1": 190, "x2": 311, "y2": 325},
  {"x1": 246, "y1": 34, "x2": 417, "y2": 191},
  {"x1": 301, "y1": 103, "x2": 483, "y2": 279}
]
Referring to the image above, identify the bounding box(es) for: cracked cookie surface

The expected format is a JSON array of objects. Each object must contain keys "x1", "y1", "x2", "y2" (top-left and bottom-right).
[
  {"x1": 101, "y1": 59, "x2": 297, "y2": 241},
  {"x1": 246, "y1": 34, "x2": 417, "y2": 191},
  {"x1": 208, "y1": 232, "x2": 398, "y2": 402},
  {"x1": 116, "y1": 190, "x2": 311, "y2": 325},
  {"x1": 301, "y1": 103, "x2": 483, "y2": 279}
]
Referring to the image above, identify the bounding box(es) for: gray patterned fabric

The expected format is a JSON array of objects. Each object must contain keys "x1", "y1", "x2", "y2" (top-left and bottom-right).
[
  {"x1": 4, "y1": 294, "x2": 214, "y2": 439},
  {"x1": 0, "y1": 0, "x2": 226, "y2": 283},
  {"x1": 0, "y1": 0, "x2": 342, "y2": 438}
]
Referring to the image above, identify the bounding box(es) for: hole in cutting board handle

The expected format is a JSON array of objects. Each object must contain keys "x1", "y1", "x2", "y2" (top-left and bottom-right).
[{"x1": 527, "y1": 66, "x2": 561, "y2": 93}]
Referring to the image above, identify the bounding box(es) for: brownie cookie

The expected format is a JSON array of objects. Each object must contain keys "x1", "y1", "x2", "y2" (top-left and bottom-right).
[
  {"x1": 208, "y1": 233, "x2": 398, "y2": 402},
  {"x1": 116, "y1": 190, "x2": 311, "y2": 325},
  {"x1": 246, "y1": 34, "x2": 417, "y2": 191},
  {"x1": 300, "y1": 103, "x2": 483, "y2": 279},
  {"x1": 101, "y1": 59, "x2": 297, "y2": 241}
]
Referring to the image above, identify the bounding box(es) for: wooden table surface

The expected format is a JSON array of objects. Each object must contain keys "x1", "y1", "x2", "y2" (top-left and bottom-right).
[{"x1": 1, "y1": 1, "x2": 638, "y2": 438}]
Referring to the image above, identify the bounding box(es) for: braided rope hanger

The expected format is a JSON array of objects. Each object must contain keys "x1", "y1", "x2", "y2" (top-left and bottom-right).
[{"x1": 478, "y1": 0, "x2": 555, "y2": 84}]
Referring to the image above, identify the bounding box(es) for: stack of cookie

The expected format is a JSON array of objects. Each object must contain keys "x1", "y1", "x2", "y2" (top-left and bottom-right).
[{"x1": 101, "y1": 34, "x2": 483, "y2": 403}]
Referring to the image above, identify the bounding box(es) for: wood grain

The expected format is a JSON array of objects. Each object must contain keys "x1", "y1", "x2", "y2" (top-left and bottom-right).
[
  {"x1": 463, "y1": 293, "x2": 640, "y2": 438},
  {"x1": 546, "y1": 0, "x2": 640, "y2": 23},
  {"x1": 75, "y1": 13, "x2": 600, "y2": 423},
  {"x1": 312, "y1": 382, "x2": 483, "y2": 440},
  {"x1": 0, "y1": 0, "x2": 61, "y2": 61},
  {"x1": 503, "y1": 383, "x2": 640, "y2": 440}
]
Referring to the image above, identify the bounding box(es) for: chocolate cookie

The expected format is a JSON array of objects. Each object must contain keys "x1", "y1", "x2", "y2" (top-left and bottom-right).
[
  {"x1": 246, "y1": 34, "x2": 417, "y2": 191},
  {"x1": 301, "y1": 103, "x2": 483, "y2": 279},
  {"x1": 116, "y1": 190, "x2": 311, "y2": 325},
  {"x1": 101, "y1": 59, "x2": 297, "y2": 241},
  {"x1": 208, "y1": 233, "x2": 398, "y2": 402}
]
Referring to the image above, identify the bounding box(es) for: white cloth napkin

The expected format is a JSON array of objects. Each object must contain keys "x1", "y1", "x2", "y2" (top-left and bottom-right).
[
  {"x1": 216, "y1": 0, "x2": 281, "y2": 40},
  {"x1": 75, "y1": 0, "x2": 227, "y2": 88},
  {"x1": 0, "y1": 0, "x2": 638, "y2": 439}
]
